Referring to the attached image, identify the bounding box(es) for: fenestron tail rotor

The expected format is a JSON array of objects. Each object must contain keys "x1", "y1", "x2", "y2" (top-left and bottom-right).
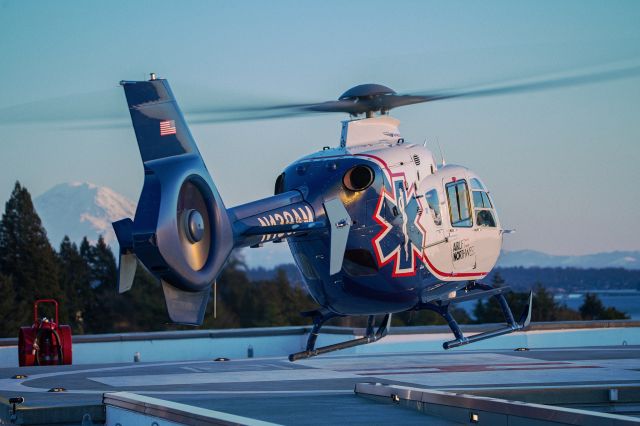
[{"x1": 177, "y1": 180, "x2": 212, "y2": 272}]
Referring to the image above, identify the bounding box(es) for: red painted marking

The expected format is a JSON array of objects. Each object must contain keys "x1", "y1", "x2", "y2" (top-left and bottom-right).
[
  {"x1": 355, "y1": 365, "x2": 601, "y2": 376},
  {"x1": 341, "y1": 361, "x2": 572, "y2": 373}
]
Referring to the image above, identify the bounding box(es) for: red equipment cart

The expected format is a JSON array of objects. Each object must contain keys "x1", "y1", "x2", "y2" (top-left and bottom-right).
[{"x1": 18, "y1": 299, "x2": 72, "y2": 366}]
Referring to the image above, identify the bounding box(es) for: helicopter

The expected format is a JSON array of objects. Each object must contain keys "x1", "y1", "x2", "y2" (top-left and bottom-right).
[{"x1": 112, "y1": 64, "x2": 640, "y2": 361}]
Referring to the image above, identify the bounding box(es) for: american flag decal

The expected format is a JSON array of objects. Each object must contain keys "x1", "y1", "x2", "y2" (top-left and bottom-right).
[{"x1": 159, "y1": 120, "x2": 177, "y2": 136}]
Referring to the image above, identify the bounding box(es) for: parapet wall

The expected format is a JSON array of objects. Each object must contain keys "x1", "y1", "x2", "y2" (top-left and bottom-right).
[{"x1": 1, "y1": 321, "x2": 638, "y2": 367}]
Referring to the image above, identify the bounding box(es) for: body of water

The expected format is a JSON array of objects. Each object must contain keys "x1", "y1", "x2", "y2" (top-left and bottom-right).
[
  {"x1": 556, "y1": 292, "x2": 640, "y2": 320},
  {"x1": 456, "y1": 292, "x2": 640, "y2": 320}
]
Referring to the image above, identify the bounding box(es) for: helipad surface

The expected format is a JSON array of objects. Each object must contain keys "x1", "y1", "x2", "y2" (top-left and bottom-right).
[{"x1": 1, "y1": 346, "x2": 640, "y2": 424}]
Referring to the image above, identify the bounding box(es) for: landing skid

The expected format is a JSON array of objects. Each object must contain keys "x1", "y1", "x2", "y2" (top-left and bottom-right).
[
  {"x1": 419, "y1": 282, "x2": 533, "y2": 349},
  {"x1": 289, "y1": 311, "x2": 392, "y2": 362},
  {"x1": 289, "y1": 282, "x2": 531, "y2": 361}
]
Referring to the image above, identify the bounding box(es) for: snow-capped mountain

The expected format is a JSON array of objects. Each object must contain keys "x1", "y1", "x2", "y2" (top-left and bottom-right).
[{"x1": 34, "y1": 182, "x2": 135, "y2": 248}]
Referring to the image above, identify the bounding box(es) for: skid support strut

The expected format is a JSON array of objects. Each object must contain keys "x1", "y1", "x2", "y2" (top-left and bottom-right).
[
  {"x1": 289, "y1": 312, "x2": 391, "y2": 362},
  {"x1": 420, "y1": 283, "x2": 533, "y2": 350}
]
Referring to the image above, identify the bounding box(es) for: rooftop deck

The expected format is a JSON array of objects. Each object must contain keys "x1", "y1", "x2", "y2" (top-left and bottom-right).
[{"x1": 1, "y1": 322, "x2": 639, "y2": 425}]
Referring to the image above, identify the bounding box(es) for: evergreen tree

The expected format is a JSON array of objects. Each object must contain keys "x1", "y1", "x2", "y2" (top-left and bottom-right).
[
  {"x1": 579, "y1": 293, "x2": 606, "y2": 320},
  {"x1": 492, "y1": 271, "x2": 506, "y2": 287},
  {"x1": 531, "y1": 284, "x2": 556, "y2": 322},
  {"x1": 473, "y1": 273, "x2": 512, "y2": 323},
  {"x1": 393, "y1": 306, "x2": 472, "y2": 327},
  {"x1": 88, "y1": 236, "x2": 125, "y2": 332},
  {"x1": 0, "y1": 273, "x2": 22, "y2": 336},
  {"x1": 217, "y1": 256, "x2": 254, "y2": 327},
  {"x1": 114, "y1": 267, "x2": 168, "y2": 332},
  {"x1": 532, "y1": 284, "x2": 580, "y2": 321},
  {"x1": 58, "y1": 236, "x2": 94, "y2": 333},
  {"x1": 579, "y1": 293, "x2": 628, "y2": 320},
  {"x1": 245, "y1": 268, "x2": 316, "y2": 327},
  {"x1": 91, "y1": 236, "x2": 117, "y2": 289},
  {"x1": 79, "y1": 237, "x2": 94, "y2": 268},
  {"x1": 0, "y1": 182, "x2": 62, "y2": 326}
]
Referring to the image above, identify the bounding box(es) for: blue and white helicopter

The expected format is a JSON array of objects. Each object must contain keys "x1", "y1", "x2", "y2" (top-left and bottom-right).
[{"x1": 113, "y1": 66, "x2": 639, "y2": 360}]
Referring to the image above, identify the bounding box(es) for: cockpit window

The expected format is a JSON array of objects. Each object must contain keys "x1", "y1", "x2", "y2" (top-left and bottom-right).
[
  {"x1": 446, "y1": 180, "x2": 472, "y2": 227},
  {"x1": 470, "y1": 178, "x2": 485, "y2": 190},
  {"x1": 472, "y1": 188, "x2": 497, "y2": 227},
  {"x1": 476, "y1": 210, "x2": 496, "y2": 227},
  {"x1": 472, "y1": 191, "x2": 492, "y2": 209},
  {"x1": 424, "y1": 189, "x2": 442, "y2": 226}
]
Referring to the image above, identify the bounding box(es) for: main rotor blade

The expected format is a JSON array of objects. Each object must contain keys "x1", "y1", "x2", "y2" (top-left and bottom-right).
[
  {"x1": 185, "y1": 61, "x2": 640, "y2": 123},
  {"x1": 0, "y1": 88, "x2": 126, "y2": 125},
  {"x1": 2, "y1": 60, "x2": 638, "y2": 127},
  {"x1": 401, "y1": 62, "x2": 640, "y2": 103}
]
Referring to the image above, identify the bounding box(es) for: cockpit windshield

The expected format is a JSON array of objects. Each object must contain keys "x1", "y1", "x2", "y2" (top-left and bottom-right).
[{"x1": 470, "y1": 180, "x2": 497, "y2": 227}]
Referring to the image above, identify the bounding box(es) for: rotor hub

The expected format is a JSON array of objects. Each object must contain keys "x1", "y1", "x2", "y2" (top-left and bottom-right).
[
  {"x1": 185, "y1": 209, "x2": 205, "y2": 243},
  {"x1": 339, "y1": 84, "x2": 396, "y2": 101}
]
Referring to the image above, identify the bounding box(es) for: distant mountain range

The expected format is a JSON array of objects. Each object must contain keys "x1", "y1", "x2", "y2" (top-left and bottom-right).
[
  {"x1": 496, "y1": 249, "x2": 640, "y2": 270},
  {"x1": 32, "y1": 182, "x2": 640, "y2": 271},
  {"x1": 243, "y1": 247, "x2": 640, "y2": 271}
]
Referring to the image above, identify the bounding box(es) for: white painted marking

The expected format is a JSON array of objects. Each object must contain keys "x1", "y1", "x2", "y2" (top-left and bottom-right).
[
  {"x1": 90, "y1": 369, "x2": 360, "y2": 387},
  {"x1": 181, "y1": 366, "x2": 205, "y2": 373},
  {"x1": 377, "y1": 367, "x2": 640, "y2": 388}
]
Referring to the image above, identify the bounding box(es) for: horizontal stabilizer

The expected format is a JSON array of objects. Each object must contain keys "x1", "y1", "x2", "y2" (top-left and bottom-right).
[
  {"x1": 112, "y1": 218, "x2": 134, "y2": 252},
  {"x1": 323, "y1": 198, "x2": 352, "y2": 275},
  {"x1": 113, "y1": 218, "x2": 136, "y2": 293},
  {"x1": 118, "y1": 253, "x2": 137, "y2": 294},
  {"x1": 161, "y1": 280, "x2": 210, "y2": 325}
]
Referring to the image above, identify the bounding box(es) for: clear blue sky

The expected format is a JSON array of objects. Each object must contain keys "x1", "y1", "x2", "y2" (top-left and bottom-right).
[{"x1": 1, "y1": 0, "x2": 639, "y2": 255}]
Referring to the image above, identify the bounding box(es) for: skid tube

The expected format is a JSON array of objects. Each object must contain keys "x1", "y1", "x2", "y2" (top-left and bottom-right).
[
  {"x1": 420, "y1": 282, "x2": 533, "y2": 350},
  {"x1": 289, "y1": 311, "x2": 392, "y2": 362}
]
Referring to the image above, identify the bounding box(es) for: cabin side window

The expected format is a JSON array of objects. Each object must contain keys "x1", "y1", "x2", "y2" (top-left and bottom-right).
[
  {"x1": 446, "y1": 180, "x2": 472, "y2": 227},
  {"x1": 424, "y1": 189, "x2": 442, "y2": 226}
]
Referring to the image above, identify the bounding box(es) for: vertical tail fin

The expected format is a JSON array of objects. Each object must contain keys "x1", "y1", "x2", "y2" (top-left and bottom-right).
[
  {"x1": 113, "y1": 76, "x2": 233, "y2": 325},
  {"x1": 120, "y1": 77, "x2": 201, "y2": 163}
]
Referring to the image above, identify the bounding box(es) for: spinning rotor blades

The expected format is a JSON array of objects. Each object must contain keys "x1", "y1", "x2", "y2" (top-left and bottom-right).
[
  {"x1": 1, "y1": 61, "x2": 639, "y2": 127},
  {"x1": 188, "y1": 61, "x2": 640, "y2": 123}
]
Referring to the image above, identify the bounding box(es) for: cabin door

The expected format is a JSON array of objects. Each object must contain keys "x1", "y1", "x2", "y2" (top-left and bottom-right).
[
  {"x1": 421, "y1": 187, "x2": 452, "y2": 275},
  {"x1": 442, "y1": 176, "x2": 477, "y2": 273}
]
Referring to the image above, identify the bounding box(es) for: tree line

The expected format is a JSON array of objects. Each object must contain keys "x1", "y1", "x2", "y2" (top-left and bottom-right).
[
  {"x1": 0, "y1": 181, "x2": 629, "y2": 338},
  {"x1": 0, "y1": 182, "x2": 320, "y2": 337}
]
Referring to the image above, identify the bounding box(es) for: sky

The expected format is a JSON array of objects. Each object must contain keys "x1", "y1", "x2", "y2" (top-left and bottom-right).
[{"x1": 0, "y1": 0, "x2": 639, "y2": 257}]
